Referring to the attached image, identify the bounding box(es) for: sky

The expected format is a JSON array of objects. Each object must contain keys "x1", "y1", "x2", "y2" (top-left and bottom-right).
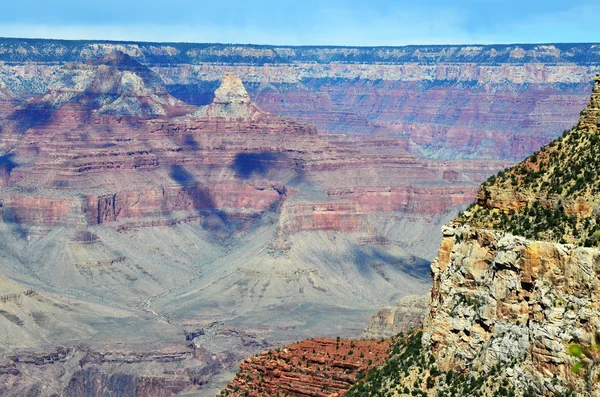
[{"x1": 0, "y1": 0, "x2": 599, "y2": 46}]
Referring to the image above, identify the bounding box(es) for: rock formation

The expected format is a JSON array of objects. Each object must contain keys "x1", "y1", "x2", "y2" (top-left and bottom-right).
[
  {"x1": 0, "y1": 56, "x2": 488, "y2": 236},
  {"x1": 192, "y1": 72, "x2": 263, "y2": 120},
  {"x1": 221, "y1": 338, "x2": 392, "y2": 397},
  {"x1": 362, "y1": 294, "x2": 429, "y2": 340},
  {"x1": 213, "y1": 73, "x2": 251, "y2": 105},
  {"x1": 1, "y1": 39, "x2": 599, "y2": 160},
  {"x1": 421, "y1": 225, "x2": 600, "y2": 395}
]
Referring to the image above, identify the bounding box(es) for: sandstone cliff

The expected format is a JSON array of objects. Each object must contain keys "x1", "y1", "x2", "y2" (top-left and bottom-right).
[
  {"x1": 350, "y1": 225, "x2": 600, "y2": 395},
  {"x1": 424, "y1": 225, "x2": 598, "y2": 395},
  {"x1": 345, "y1": 221, "x2": 599, "y2": 397}
]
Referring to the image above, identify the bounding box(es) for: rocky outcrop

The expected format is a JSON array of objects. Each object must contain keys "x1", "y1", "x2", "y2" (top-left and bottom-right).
[
  {"x1": 362, "y1": 294, "x2": 429, "y2": 340},
  {"x1": 192, "y1": 72, "x2": 263, "y2": 120},
  {"x1": 213, "y1": 73, "x2": 251, "y2": 105},
  {"x1": 221, "y1": 338, "x2": 392, "y2": 397},
  {"x1": 420, "y1": 225, "x2": 598, "y2": 395},
  {"x1": 3, "y1": 51, "x2": 190, "y2": 131}
]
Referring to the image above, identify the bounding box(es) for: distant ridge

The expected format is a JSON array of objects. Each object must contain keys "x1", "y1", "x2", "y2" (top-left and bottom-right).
[{"x1": 0, "y1": 37, "x2": 598, "y2": 65}]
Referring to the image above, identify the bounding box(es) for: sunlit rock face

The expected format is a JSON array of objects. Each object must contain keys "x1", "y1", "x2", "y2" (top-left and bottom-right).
[
  {"x1": 213, "y1": 73, "x2": 251, "y2": 105},
  {"x1": 423, "y1": 225, "x2": 600, "y2": 395},
  {"x1": 362, "y1": 294, "x2": 429, "y2": 339}
]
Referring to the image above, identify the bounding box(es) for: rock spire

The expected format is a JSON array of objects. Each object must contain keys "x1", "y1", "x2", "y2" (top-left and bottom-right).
[{"x1": 213, "y1": 73, "x2": 251, "y2": 105}]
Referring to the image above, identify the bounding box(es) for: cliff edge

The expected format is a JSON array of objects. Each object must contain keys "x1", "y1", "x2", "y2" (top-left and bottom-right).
[{"x1": 345, "y1": 72, "x2": 600, "y2": 396}]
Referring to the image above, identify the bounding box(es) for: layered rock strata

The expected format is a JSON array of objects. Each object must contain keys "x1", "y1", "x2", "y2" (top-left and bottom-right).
[
  {"x1": 0, "y1": 344, "x2": 240, "y2": 397},
  {"x1": 1, "y1": 40, "x2": 599, "y2": 160},
  {"x1": 0, "y1": 56, "x2": 489, "y2": 234},
  {"x1": 221, "y1": 338, "x2": 392, "y2": 397}
]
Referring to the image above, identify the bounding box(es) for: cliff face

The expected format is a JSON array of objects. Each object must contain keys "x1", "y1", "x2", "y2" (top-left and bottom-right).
[
  {"x1": 0, "y1": 39, "x2": 599, "y2": 160},
  {"x1": 362, "y1": 294, "x2": 429, "y2": 340},
  {"x1": 0, "y1": 54, "x2": 489, "y2": 235},
  {"x1": 423, "y1": 225, "x2": 598, "y2": 395}
]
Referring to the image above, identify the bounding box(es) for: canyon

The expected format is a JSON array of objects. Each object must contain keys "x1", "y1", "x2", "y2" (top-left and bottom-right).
[
  {"x1": 0, "y1": 48, "x2": 494, "y2": 396},
  {"x1": 0, "y1": 39, "x2": 599, "y2": 396},
  {"x1": 0, "y1": 40, "x2": 599, "y2": 162}
]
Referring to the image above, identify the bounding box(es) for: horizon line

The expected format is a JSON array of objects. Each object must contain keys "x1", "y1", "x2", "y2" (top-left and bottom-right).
[{"x1": 0, "y1": 35, "x2": 599, "y2": 49}]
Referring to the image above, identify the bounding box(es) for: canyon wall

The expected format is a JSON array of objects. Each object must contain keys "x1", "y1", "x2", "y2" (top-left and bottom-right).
[
  {"x1": 362, "y1": 294, "x2": 429, "y2": 340},
  {"x1": 422, "y1": 224, "x2": 599, "y2": 395},
  {"x1": 0, "y1": 39, "x2": 599, "y2": 160}
]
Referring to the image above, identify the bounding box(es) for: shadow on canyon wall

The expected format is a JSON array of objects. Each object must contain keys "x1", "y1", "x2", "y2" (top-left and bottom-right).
[
  {"x1": 168, "y1": 163, "x2": 232, "y2": 239},
  {"x1": 0, "y1": 152, "x2": 17, "y2": 173},
  {"x1": 231, "y1": 152, "x2": 283, "y2": 179},
  {"x1": 8, "y1": 103, "x2": 54, "y2": 133},
  {"x1": 167, "y1": 83, "x2": 218, "y2": 106},
  {"x1": 349, "y1": 244, "x2": 431, "y2": 282}
]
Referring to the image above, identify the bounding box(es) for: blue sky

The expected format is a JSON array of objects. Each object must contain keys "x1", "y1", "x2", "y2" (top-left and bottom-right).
[{"x1": 0, "y1": 0, "x2": 599, "y2": 45}]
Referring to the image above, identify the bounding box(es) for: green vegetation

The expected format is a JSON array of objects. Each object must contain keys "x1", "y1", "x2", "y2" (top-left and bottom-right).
[
  {"x1": 569, "y1": 334, "x2": 600, "y2": 395},
  {"x1": 346, "y1": 330, "x2": 574, "y2": 397},
  {"x1": 460, "y1": 118, "x2": 600, "y2": 246}
]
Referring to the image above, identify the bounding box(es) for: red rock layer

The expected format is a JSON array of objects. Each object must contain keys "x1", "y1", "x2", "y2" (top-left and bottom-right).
[
  {"x1": 221, "y1": 338, "x2": 392, "y2": 397},
  {"x1": 1, "y1": 100, "x2": 496, "y2": 231},
  {"x1": 279, "y1": 202, "x2": 372, "y2": 236},
  {"x1": 325, "y1": 186, "x2": 478, "y2": 214},
  {"x1": 250, "y1": 74, "x2": 595, "y2": 160},
  {"x1": 0, "y1": 66, "x2": 506, "y2": 232}
]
